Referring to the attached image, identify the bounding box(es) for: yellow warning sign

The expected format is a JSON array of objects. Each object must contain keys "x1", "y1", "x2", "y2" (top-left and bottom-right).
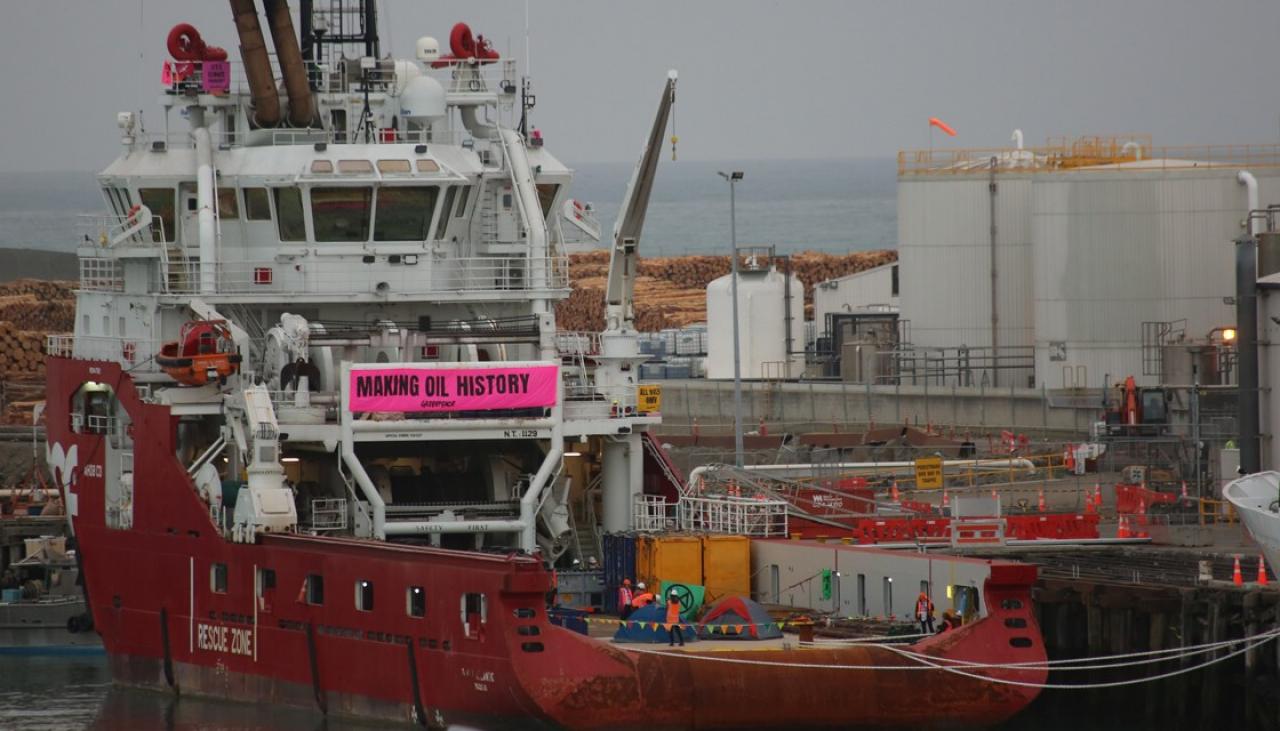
[
  {"x1": 914, "y1": 456, "x2": 944, "y2": 490},
  {"x1": 638, "y1": 384, "x2": 662, "y2": 414}
]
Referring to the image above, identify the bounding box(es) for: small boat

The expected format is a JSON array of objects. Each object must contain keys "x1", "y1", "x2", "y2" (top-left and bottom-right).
[
  {"x1": 1223, "y1": 471, "x2": 1280, "y2": 572},
  {"x1": 0, "y1": 534, "x2": 101, "y2": 655},
  {"x1": 155, "y1": 320, "x2": 242, "y2": 386}
]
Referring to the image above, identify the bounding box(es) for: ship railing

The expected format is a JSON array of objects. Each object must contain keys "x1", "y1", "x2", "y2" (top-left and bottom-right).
[
  {"x1": 563, "y1": 384, "x2": 640, "y2": 421},
  {"x1": 78, "y1": 257, "x2": 124, "y2": 293},
  {"x1": 157, "y1": 257, "x2": 569, "y2": 296},
  {"x1": 71, "y1": 413, "x2": 118, "y2": 436},
  {"x1": 48, "y1": 334, "x2": 163, "y2": 371},
  {"x1": 555, "y1": 331, "x2": 602, "y2": 358},
  {"x1": 632, "y1": 494, "x2": 676, "y2": 531},
  {"x1": 899, "y1": 138, "x2": 1280, "y2": 175},
  {"x1": 309, "y1": 498, "x2": 348, "y2": 532},
  {"x1": 676, "y1": 495, "x2": 790, "y2": 537},
  {"x1": 76, "y1": 213, "x2": 168, "y2": 250}
]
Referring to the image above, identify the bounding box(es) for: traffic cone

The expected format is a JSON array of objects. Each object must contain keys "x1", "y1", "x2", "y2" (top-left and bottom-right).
[
  {"x1": 1259, "y1": 555, "x2": 1269, "y2": 586},
  {"x1": 991, "y1": 487, "x2": 998, "y2": 500},
  {"x1": 1181, "y1": 481, "x2": 1189, "y2": 501},
  {"x1": 1233, "y1": 556, "x2": 1244, "y2": 586},
  {"x1": 1084, "y1": 494, "x2": 1095, "y2": 514},
  {"x1": 891, "y1": 482, "x2": 901, "y2": 503},
  {"x1": 1037, "y1": 488, "x2": 1046, "y2": 513},
  {"x1": 1116, "y1": 516, "x2": 1130, "y2": 539},
  {"x1": 1094, "y1": 483, "x2": 1102, "y2": 507},
  {"x1": 942, "y1": 490, "x2": 950, "y2": 510}
]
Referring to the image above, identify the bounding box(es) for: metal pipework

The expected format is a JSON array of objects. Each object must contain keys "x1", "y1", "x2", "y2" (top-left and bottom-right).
[
  {"x1": 264, "y1": 0, "x2": 316, "y2": 127},
  {"x1": 228, "y1": 0, "x2": 281, "y2": 127},
  {"x1": 1237, "y1": 171, "x2": 1261, "y2": 474}
]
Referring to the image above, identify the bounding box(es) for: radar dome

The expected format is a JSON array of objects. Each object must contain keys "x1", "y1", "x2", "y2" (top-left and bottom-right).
[
  {"x1": 415, "y1": 36, "x2": 441, "y2": 63},
  {"x1": 398, "y1": 75, "x2": 446, "y2": 122}
]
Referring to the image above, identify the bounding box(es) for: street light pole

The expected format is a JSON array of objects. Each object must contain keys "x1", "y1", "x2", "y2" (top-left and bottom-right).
[{"x1": 718, "y1": 171, "x2": 745, "y2": 467}]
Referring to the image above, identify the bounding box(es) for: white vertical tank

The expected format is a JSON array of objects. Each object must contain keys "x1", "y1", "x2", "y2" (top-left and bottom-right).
[{"x1": 706, "y1": 266, "x2": 804, "y2": 379}]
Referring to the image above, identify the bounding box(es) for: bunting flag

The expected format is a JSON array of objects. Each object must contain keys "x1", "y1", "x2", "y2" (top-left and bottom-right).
[{"x1": 573, "y1": 616, "x2": 797, "y2": 633}]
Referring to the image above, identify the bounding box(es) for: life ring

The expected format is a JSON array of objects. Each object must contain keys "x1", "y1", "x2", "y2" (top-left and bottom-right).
[
  {"x1": 126, "y1": 204, "x2": 142, "y2": 226},
  {"x1": 449, "y1": 23, "x2": 477, "y2": 58},
  {"x1": 122, "y1": 341, "x2": 137, "y2": 364}
]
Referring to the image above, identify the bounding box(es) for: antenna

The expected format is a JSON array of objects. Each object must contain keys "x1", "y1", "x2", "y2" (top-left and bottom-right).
[{"x1": 525, "y1": 0, "x2": 531, "y2": 75}]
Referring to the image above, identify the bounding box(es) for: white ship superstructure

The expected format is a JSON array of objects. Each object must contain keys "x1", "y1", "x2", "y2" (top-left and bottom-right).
[{"x1": 57, "y1": 2, "x2": 668, "y2": 560}]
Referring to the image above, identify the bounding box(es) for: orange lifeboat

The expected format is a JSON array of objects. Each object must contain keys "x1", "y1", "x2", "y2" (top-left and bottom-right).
[{"x1": 155, "y1": 320, "x2": 242, "y2": 387}]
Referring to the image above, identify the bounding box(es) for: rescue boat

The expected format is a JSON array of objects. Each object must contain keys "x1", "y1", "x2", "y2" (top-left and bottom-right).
[{"x1": 154, "y1": 320, "x2": 242, "y2": 386}]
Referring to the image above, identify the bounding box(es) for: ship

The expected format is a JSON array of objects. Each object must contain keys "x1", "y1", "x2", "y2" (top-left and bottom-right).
[
  {"x1": 46, "y1": 1, "x2": 1047, "y2": 727},
  {"x1": 1223, "y1": 471, "x2": 1280, "y2": 571}
]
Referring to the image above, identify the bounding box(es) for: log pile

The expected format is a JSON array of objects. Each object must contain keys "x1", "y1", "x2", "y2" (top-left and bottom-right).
[
  {"x1": 557, "y1": 250, "x2": 897, "y2": 332},
  {"x1": 0, "y1": 280, "x2": 76, "y2": 423}
]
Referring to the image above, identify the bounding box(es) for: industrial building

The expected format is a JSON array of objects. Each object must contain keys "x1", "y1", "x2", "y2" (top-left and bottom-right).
[{"x1": 894, "y1": 136, "x2": 1280, "y2": 389}]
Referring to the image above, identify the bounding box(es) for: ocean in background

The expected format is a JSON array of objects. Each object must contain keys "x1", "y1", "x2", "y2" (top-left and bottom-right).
[{"x1": 0, "y1": 158, "x2": 898, "y2": 255}]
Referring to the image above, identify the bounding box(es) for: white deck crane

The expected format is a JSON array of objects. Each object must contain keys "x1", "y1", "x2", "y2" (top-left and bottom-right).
[{"x1": 596, "y1": 72, "x2": 677, "y2": 533}]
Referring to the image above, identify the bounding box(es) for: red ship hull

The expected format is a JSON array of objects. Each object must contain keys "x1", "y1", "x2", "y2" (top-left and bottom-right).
[{"x1": 48, "y1": 355, "x2": 1045, "y2": 729}]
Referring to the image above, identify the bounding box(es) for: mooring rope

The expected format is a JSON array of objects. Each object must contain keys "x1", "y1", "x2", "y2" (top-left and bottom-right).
[{"x1": 618, "y1": 626, "x2": 1280, "y2": 689}]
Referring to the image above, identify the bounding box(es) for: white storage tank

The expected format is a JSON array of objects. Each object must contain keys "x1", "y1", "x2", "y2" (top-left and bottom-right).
[
  {"x1": 706, "y1": 265, "x2": 804, "y2": 379},
  {"x1": 897, "y1": 170, "x2": 1036, "y2": 364},
  {"x1": 1032, "y1": 164, "x2": 1280, "y2": 388}
]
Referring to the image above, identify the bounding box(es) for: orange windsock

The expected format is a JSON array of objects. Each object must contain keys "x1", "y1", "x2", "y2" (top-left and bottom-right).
[{"x1": 929, "y1": 117, "x2": 958, "y2": 137}]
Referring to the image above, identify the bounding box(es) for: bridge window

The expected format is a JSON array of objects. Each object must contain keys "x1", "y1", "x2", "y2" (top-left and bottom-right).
[
  {"x1": 138, "y1": 188, "x2": 176, "y2": 242},
  {"x1": 416, "y1": 160, "x2": 440, "y2": 173},
  {"x1": 211, "y1": 563, "x2": 228, "y2": 594},
  {"x1": 374, "y1": 186, "x2": 438, "y2": 241},
  {"x1": 311, "y1": 187, "x2": 371, "y2": 242},
  {"x1": 454, "y1": 186, "x2": 471, "y2": 217},
  {"x1": 274, "y1": 188, "x2": 306, "y2": 242},
  {"x1": 435, "y1": 187, "x2": 457, "y2": 240},
  {"x1": 355, "y1": 580, "x2": 374, "y2": 612},
  {"x1": 536, "y1": 183, "x2": 558, "y2": 218},
  {"x1": 407, "y1": 586, "x2": 425, "y2": 618},
  {"x1": 310, "y1": 160, "x2": 334, "y2": 174},
  {"x1": 216, "y1": 188, "x2": 239, "y2": 219},
  {"x1": 243, "y1": 188, "x2": 271, "y2": 221},
  {"x1": 337, "y1": 159, "x2": 374, "y2": 175},
  {"x1": 377, "y1": 159, "x2": 411, "y2": 174}
]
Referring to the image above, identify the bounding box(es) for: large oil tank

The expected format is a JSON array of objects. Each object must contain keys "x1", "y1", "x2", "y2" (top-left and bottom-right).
[
  {"x1": 706, "y1": 264, "x2": 804, "y2": 379},
  {"x1": 897, "y1": 170, "x2": 1035, "y2": 360},
  {"x1": 1032, "y1": 166, "x2": 1280, "y2": 387}
]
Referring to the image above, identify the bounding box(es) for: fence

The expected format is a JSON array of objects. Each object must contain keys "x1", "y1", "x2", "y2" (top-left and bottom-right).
[{"x1": 676, "y1": 495, "x2": 789, "y2": 537}]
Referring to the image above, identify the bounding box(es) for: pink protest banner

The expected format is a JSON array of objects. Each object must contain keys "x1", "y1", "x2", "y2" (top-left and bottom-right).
[
  {"x1": 349, "y1": 364, "x2": 558, "y2": 413},
  {"x1": 202, "y1": 61, "x2": 231, "y2": 93}
]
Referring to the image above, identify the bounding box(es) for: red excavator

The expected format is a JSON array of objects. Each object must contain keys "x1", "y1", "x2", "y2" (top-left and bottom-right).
[{"x1": 1103, "y1": 375, "x2": 1170, "y2": 436}]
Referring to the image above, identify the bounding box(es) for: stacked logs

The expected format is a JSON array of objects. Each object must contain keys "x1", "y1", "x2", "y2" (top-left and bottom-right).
[
  {"x1": 0, "y1": 324, "x2": 52, "y2": 380},
  {"x1": 557, "y1": 250, "x2": 897, "y2": 332}
]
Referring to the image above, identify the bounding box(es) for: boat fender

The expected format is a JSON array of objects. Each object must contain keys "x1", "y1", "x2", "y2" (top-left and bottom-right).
[{"x1": 159, "y1": 607, "x2": 176, "y2": 691}]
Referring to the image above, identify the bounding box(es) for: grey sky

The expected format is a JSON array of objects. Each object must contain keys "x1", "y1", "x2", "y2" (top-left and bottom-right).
[{"x1": 2, "y1": 0, "x2": 1278, "y2": 172}]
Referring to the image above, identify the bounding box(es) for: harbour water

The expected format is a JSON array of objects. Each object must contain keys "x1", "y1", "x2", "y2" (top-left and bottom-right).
[
  {"x1": 0, "y1": 158, "x2": 898, "y2": 257},
  {"x1": 0, "y1": 653, "x2": 1270, "y2": 730}
]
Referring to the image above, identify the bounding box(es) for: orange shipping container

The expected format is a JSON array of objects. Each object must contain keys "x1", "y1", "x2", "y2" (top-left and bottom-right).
[
  {"x1": 700, "y1": 534, "x2": 750, "y2": 602},
  {"x1": 636, "y1": 534, "x2": 703, "y2": 590}
]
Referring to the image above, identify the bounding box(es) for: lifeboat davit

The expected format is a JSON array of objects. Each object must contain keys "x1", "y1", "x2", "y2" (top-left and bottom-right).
[{"x1": 155, "y1": 320, "x2": 242, "y2": 387}]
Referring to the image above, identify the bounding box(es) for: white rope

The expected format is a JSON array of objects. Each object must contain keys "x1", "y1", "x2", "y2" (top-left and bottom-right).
[
  {"x1": 884, "y1": 633, "x2": 1278, "y2": 690},
  {"x1": 886, "y1": 627, "x2": 1280, "y2": 672},
  {"x1": 619, "y1": 628, "x2": 1280, "y2": 690}
]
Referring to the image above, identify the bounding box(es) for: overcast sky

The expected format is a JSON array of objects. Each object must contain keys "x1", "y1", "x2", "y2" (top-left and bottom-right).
[{"x1": 3, "y1": 0, "x2": 1278, "y2": 172}]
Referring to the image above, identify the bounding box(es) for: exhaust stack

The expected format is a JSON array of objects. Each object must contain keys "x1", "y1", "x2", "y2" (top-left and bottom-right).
[
  {"x1": 229, "y1": 0, "x2": 281, "y2": 127},
  {"x1": 264, "y1": 0, "x2": 316, "y2": 127}
]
